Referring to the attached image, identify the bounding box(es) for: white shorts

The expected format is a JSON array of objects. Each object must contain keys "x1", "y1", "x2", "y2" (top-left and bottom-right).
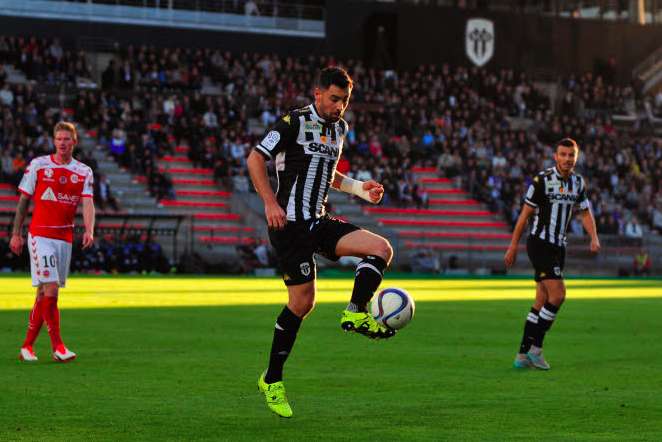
[{"x1": 28, "y1": 233, "x2": 72, "y2": 288}]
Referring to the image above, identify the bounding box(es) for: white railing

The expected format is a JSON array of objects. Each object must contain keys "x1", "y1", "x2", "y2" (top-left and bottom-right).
[{"x1": 0, "y1": 0, "x2": 325, "y2": 38}]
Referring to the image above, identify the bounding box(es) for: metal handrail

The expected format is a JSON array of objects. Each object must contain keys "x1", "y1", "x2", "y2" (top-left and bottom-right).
[{"x1": 53, "y1": 0, "x2": 324, "y2": 20}]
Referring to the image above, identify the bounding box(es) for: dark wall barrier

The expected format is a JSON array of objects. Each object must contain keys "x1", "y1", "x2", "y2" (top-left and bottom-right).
[{"x1": 327, "y1": 1, "x2": 662, "y2": 82}]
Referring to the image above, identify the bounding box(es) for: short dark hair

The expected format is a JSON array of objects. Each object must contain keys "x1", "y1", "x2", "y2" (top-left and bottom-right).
[
  {"x1": 317, "y1": 66, "x2": 353, "y2": 90},
  {"x1": 556, "y1": 137, "x2": 579, "y2": 152}
]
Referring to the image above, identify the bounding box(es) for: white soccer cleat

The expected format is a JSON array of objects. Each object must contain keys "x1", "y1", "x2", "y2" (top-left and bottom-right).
[
  {"x1": 53, "y1": 345, "x2": 77, "y2": 363},
  {"x1": 19, "y1": 347, "x2": 38, "y2": 362},
  {"x1": 526, "y1": 350, "x2": 550, "y2": 370}
]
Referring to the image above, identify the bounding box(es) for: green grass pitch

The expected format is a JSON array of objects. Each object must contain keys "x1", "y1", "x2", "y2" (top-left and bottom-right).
[{"x1": 0, "y1": 275, "x2": 661, "y2": 441}]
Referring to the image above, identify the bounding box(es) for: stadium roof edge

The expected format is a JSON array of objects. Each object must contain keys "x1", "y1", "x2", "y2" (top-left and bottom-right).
[{"x1": 0, "y1": 0, "x2": 325, "y2": 38}]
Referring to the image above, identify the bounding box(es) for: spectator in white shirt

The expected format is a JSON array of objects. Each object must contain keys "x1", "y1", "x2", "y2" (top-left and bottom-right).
[{"x1": 623, "y1": 216, "x2": 643, "y2": 239}]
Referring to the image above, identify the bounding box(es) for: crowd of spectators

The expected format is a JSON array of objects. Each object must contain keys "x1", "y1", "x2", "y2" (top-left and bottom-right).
[
  {"x1": 0, "y1": 234, "x2": 170, "y2": 274},
  {"x1": 2, "y1": 34, "x2": 661, "y2": 242},
  {"x1": 0, "y1": 36, "x2": 92, "y2": 86},
  {"x1": 71, "y1": 233, "x2": 171, "y2": 274}
]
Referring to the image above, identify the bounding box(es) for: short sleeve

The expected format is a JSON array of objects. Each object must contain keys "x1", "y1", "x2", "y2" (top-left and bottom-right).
[
  {"x1": 254, "y1": 114, "x2": 298, "y2": 160},
  {"x1": 18, "y1": 160, "x2": 37, "y2": 197},
  {"x1": 576, "y1": 177, "x2": 590, "y2": 211},
  {"x1": 523, "y1": 175, "x2": 545, "y2": 208},
  {"x1": 82, "y1": 170, "x2": 94, "y2": 197}
]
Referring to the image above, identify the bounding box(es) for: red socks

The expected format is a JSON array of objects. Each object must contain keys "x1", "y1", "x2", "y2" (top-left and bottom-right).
[
  {"x1": 41, "y1": 296, "x2": 63, "y2": 351},
  {"x1": 22, "y1": 296, "x2": 45, "y2": 348}
]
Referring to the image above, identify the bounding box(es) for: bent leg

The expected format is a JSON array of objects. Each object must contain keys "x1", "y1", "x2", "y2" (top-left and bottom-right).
[
  {"x1": 336, "y1": 230, "x2": 393, "y2": 312},
  {"x1": 335, "y1": 229, "x2": 393, "y2": 263}
]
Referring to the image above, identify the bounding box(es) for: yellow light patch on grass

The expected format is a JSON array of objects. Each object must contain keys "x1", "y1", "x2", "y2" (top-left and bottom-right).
[{"x1": 0, "y1": 276, "x2": 660, "y2": 310}]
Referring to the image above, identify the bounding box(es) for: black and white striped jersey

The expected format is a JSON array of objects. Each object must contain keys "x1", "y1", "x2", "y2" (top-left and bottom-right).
[
  {"x1": 254, "y1": 104, "x2": 348, "y2": 222},
  {"x1": 524, "y1": 166, "x2": 590, "y2": 247}
]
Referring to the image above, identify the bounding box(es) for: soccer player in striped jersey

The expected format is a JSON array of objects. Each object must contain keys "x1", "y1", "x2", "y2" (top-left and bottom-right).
[
  {"x1": 248, "y1": 67, "x2": 394, "y2": 418},
  {"x1": 504, "y1": 138, "x2": 600, "y2": 370}
]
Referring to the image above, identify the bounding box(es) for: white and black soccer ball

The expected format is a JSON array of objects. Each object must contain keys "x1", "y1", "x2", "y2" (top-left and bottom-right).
[{"x1": 370, "y1": 287, "x2": 415, "y2": 330}]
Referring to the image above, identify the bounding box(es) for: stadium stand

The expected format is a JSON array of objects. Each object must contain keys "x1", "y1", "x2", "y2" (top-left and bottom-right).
[{"x1": 1, "y1": 31, "x2": 661, "y2": 273}]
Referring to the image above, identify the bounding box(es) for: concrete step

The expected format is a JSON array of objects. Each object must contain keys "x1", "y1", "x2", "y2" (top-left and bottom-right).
[
  {"x1": 364, "y1": 207, "x2": 497, "y2": 216},
  {"x1": 161, "y1": 206, "x2": 231, "y2": 215},
  {"x1": 174, "y1": 190, "x2": 231, "y2": 199},
  {"x1": 428, "y1": 199, "x2": 481, "y2": 207},
  {"x1": 172, "y1": 183, "x2": 227, "y2": 192},
  {"x1": 384, "y1": 224, "x2": 509, "y2": 234},
  {"x1": 397, "y1": 235, "x2": 510, "y2": 247},
  {"x1": 158, "y1": 166, "x2": 213, "y2": 175},
  {"x1": 401, "y1": 240, "x2": 513, "y2": 252},
  {"x1": 374, "y1": 213, "x2": 500, "y2": 223}
]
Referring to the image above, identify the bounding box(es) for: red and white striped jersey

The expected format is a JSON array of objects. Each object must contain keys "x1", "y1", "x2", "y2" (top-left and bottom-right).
[{"x1": 19, "y1": 155, "x2": 94, "y2": 243}]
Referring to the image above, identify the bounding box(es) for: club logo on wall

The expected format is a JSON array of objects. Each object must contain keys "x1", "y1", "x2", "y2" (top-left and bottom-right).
[{"x1": 466, "y1": 18, "x2": 494, "y2": 67}]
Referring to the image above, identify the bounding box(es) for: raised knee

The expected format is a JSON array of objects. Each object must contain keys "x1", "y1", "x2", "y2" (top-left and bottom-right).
[{"x1": 375, "y1": 239, "x2": 393, "y2": 264}]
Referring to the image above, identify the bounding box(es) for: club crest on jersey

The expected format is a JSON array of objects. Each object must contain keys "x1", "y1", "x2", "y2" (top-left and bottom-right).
[
  {"x1": 41, "y1": 187, "x2": 57, "y2": 201},
  {"x1": 300, "y1": 262, "x2": 311, "y2": 276},
  {"x1": 70, "y1": 174, "x2": 79, "y2": 184}
]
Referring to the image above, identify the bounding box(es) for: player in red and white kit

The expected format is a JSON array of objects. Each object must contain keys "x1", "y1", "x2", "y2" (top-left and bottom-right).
[{"x1": 10, "y1": 121, "x2": 95, "y2": 363}]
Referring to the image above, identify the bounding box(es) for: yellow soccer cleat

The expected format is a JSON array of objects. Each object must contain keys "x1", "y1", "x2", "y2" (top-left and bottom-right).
[
  {"x1": 257, "y1": 373, "x2": 293, "y2": 418},
  {"x1": 340, "y1": 310, "x2": 396, "y2": 340}
]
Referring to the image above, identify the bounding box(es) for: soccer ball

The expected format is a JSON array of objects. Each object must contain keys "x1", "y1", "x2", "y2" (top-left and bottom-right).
[{"x1": 370, "y1": 287, "x2": 415, "y2": 330}]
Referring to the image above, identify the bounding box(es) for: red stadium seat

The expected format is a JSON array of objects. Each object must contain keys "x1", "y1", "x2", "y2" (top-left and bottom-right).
[
  {"x1": 160, "y1": 200, "x2": 227, "y2": 208},
  {"x1": 175, "y1": 190, "x2": 231, "y2": 197},
  {"x1": 378, "y1": 219, "x2": 508, "y2": 228},
  {"x1": 364, "y1": 207, "x2": 492, "y2": 217}
]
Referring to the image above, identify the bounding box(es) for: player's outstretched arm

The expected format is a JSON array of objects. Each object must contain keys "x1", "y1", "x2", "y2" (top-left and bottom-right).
[
  {"x1": 332, "y1": 171, "x2": 384, "y2": 204},
  {"x1": 581, "y1": 208, "x2": 601, "y2": 253},
  {"x1": 82, "y1": 197, "x2": 95, "y2": 249},
  {"x1": 504, "y1": 204, "x2": 535, "y2": 268},
  {"x1": 9, "y1": 194, "x2": 30, "y2": 255},
  {"x1": 247, "y1": 150, "x2": 286, "y2": 230}
]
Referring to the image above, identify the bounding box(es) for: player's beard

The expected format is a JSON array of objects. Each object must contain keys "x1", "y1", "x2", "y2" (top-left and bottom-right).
[
  {"x1": 558, "y1": 162, "x2": 574, "y2": 174},
  {"x1": 322, "y1": 110, "x2": 341, "y2": 122}
]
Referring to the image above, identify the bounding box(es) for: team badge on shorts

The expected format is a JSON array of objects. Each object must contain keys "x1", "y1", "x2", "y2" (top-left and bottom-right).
[
  {"x1": 553, "y1": 266, "x2": 561, "y2": 276},
  {"x1": 300, "y1": 262, "x2": 310, "y2": 276}
]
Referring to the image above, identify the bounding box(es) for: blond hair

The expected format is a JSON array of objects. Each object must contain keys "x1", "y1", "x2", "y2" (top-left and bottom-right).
[{"x1": 53, "y1": 121, "x2": 78, "y2": 143}]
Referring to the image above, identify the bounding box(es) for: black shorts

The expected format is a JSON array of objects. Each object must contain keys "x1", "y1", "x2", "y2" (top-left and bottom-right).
[
  {"x1": 268, "y1": 215, "x2": 361, "y2": 286},
  {"x1": 526, "y1": 236, "x2": 566, "y2": 282}
]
